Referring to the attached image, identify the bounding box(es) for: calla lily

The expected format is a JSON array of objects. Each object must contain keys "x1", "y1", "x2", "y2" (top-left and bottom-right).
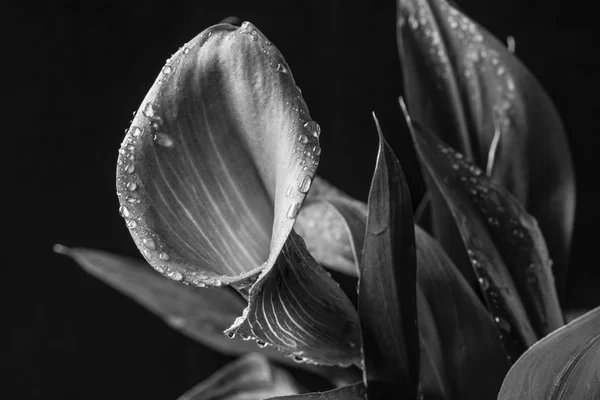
[
  {"x1": 396, "y1": 0, "x2": 576, "y2": 298},
  {"x1": 115, "y1": 22, "x2": 359, "y2": 366}
]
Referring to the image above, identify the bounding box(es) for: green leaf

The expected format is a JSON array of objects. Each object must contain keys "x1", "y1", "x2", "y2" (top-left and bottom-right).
[
  {"x1": 117, "y1": 21, "x2": 360, "y2": 366},
  {"x1": 54, "y1": 245, "x2": 357, "y2": 378},
  {"x1": 357, "y1": 115, "x2": 419, "y2": 397},
  {"x1": 405, "y1": 111, "x2": 564, "y2": 354},
  {"x1": 294, "y1": 177, "x2": 367, "y2": 276},
  {"x1": 498, "y1": 307, "x2": 600, "y2": 400},
  {"x1": 267, "y1": 383, "x2": 365, "y2": 399},
  {"x1": 177, "y1": 353, "x2": 301, "y2": 400},
  {"x1": 116, "y1": 22, "x2": 321, "y2": 289},
  {"x1": 416, "y1": 226, "x2": 510, "y2": 399},
  {"x1": 397, "y1": 0, "x2": 576, "y2": 300}
]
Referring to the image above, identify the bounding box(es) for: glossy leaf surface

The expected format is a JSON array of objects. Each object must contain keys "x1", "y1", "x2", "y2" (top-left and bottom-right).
[
  {"x1": 268, "y1": 383, "x2": 365, "y2": 400},
  {"x1": 357, "y1": 118, "x2": 418, "y2": 397},
  {"x1": 416, "y1": 226, "x2": 510, "y2": 399},
  {"x1": 295, "y1": 177, "x2": 367, "y2": 276},
  {"x1": 498, "y1": 307, "x2": 600, "y2": 400},
  {"x1": 397, "y1": 0, "x2": 576, "y2": 300},
  {"x1": 178, "y1": 353, "x2": 300, "y2": 400},
  {"x1": 407, "y1": 114, "x2": 563, "y2": 352}
]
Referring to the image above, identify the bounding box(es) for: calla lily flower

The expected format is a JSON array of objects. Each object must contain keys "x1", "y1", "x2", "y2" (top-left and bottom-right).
[
  {"x1": 396, "y1": 0, "x2": 576, "y2": 298},
  {"x1": 115, "y1": 22, "x2": 359, "y2": 366}
]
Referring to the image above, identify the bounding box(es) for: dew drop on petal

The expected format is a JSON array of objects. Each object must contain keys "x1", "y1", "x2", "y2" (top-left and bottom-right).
[
  {"x1": 313, "y1": 145, "x2": 321, "y2": 156},
  {"x1": 126, "y1": 182, "x2": 137, "y2": 191},
  {"x1": 298, "y1": 134, "x2": 308, "y2": 144},
  {"x1": 119, "y1": 205, "x2": 130, "y2": 218},
  {"x1": 142, "y1": 103, "x2": 157, "y2": 119},
  {"x1": 286, "y1": 203, "x2": 300, "y2": 219},
  {"x1": 130, "y1": 126, "x2": 143, "y2": 137},
  {"x1": 126, "y1": 163, "x2": 135, "y2": 174},
  {"x1": 256, "y1": 340, "x2": 267, "y2": 348},
  {"x1": 154, "y1": 133, "x2": 174, "y2": 148},
  {"x1": 169, "y1": 270, "x2": 183, "y2": 281},
  {"x1": 299, "y1": 176, "x2": 312, "y2": 193},
  {"x1": 143, "y1": 238, "x2": 156, "y2": 250},
  {"x1": 162, "y1": 65, "x2": 172, "y2": 74},
  {"x1": 159, "y1": 252, "x2": 170, "y2": 261},
  {"x1": 494, "y1": 316, "x2": 512, "y2": 333},
  {"x1": 285, "y1": 185, "x2": 293, "y2": 198}
]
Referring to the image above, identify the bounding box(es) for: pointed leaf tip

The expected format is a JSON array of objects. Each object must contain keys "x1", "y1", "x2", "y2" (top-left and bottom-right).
[{"x1": 117, "y1": 22, "x2": 322, "y2": 289}]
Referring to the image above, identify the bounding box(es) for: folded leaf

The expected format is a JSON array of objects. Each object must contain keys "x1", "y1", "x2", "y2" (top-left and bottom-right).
[
  {"x1": 116, "y1": 22, "x2": 321, "y2": 289},
  {"x1": 294, "y1": 177, "x2": 367, "y2": 276},
  {"x1": 416, "y1": 226, "x2": 509, "y2": 399},
  {"x1": 267, "y1": 383, "x2": 365, "y2": 400},
  {"x1": 226, "y1": 231, "x2": 361, "y2": 366},
  {"x1": 397, "y1": 0, "x2": 576, "y2": 301},
  {"x1": 498, "y1": 307, "x2": 600, "y2": 400},
  {"x1": 178, "y1": 353, "x2": 301, "y2": 400},
  {"x1": 54, "y1": 245, "x2": 358, "y2": 380},
  {"x1": 406, "y1": 112, "x2": 563, "y2": 351},
  {"x1": 357, "y1": 116, "x2": 418, "y2": 398}
]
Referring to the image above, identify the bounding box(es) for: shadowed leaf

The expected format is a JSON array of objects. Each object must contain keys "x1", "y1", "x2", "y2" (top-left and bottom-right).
[
  {"x1": 498, "y1": 307, "x2": 600, "y2": 400},
  {"x1": 178, "y1": 353, "x2": 300, "y2": 400},
  {"x1": 357, "y1": 116, "x2": 418, "y2": 397},
  {"x1": 416, "y1": 226, "x2": 509, "y2": 399},
  {"x1": 54, "y1": 245, "x2": 358, "y2": 379},
  {"x1": 295, "y1": 177, "x2": 367, "y2": 276},
  {"x1": 397, "y1": 0, "x2": 575, "y2": 301},
  {"x1": 406, "y1": 111, "x2": 563, "y2": 353},
  {"x1": 267, "y1": 382, "x2": 365, "y2": 400}
]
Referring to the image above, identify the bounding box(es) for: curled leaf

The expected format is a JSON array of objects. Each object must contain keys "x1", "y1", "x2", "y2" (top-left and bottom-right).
[
  {"x1": 406, "y1": 112, "x2": 563, "y2": 349},
  {"x1": 416, "y1": 227, "x2": 509, "y2": 399},
  {"x1": 397, "y1": 0, "x2": 576, "y2": 300},
  {"x1": 178, "y1": 353, "x2": 301, "y2": 400},
  {"x1": 294, "y1": 177, "x2": 367, "y2": 276},
  {"x1": 498, "y1": 307, "x2": 600, "y2": 400},
  {"x1": 116, "y1": 22, "x2": 321, "y2": 289},
  {"x1": 226, "y1": 231, "x2": 361, "y2": 366},
  {"x1": 357, "y1": 116, "x2": 418, "y2": 397}
]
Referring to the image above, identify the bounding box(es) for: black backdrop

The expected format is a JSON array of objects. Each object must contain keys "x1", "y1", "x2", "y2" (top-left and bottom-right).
[{"x1": 6, "y1": 0, "x2": 599, "y2": 398}]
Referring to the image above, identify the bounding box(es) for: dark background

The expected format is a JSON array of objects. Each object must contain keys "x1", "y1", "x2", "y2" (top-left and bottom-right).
[{"x1": 6, "y1": 0, "x2": 599, "y2": 398}]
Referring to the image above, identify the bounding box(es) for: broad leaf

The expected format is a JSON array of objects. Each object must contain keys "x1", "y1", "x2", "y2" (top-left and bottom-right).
[
  {"x1": 397, "y1": 0, "x2": 576, "y2": 300},
  {"x1": 267, "y1": 382, "x2": 365, "y2": 400},
  {"x1": 498, "y1": 307, "x2": 600, "y2": 400},
  {"x1": 117, "y1": 22, "x2": 359, "y2": 365},
  {"x1": 178, "y1": 353, "x2": 300, "y2": 400},
  {"x1": 294, "y1": 177, "x2": 367, "y2": 277},
  {"x1": 416, "y1": 226, "x2": 510, "y2": 399},
  {"x1": 54, "y1": 245, "x2": 358, "y2": 379},
  {"x1": 406, "y1": 112, "x2": 563, "y2": 352},
  {"x1": 357, "y1": 116, "x2": 418, "y2": 398}
]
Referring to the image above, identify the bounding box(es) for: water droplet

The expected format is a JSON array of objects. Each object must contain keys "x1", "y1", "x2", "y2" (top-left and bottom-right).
[
  {"x1": 287, "y1": 203, "x2": 300, "y2": 219},
  {"x1": 183, "y1": 47, "x2": 190, "y2": 54},
  {"x1": 227, "y1": 331, "x2": 235, "y2": 338},
  {"x1": 469, "y1": 165, "x2": 482, "y2": 176},
  {"x1": 276, "y1": 63, "x2": 288, "y2": 73},
  {"x1": 451, "y1": 163, "x2": 459, "y2": 170},
  {"x1": 440, "y1": 146, "x2": 450, "y2": 154},
  {"x1": 126, "y1": 163, "x2": 135, "y2": 174},
  {"x1": 512, "y1": 228, "x2": 525, "y2": 239},
  {"x1": 256, "y1": 340, "x2": 267, "y2": 348},
  {"x1": 313, "y1": 145, "x2": 321, "y2": 156},
  {"x1": 130, "y1": 126, "x2": 143, "y2": 137},
  {"x1": 126, "y1": 182, "x2": 137, "y2": 191},
  {"x1": 293, "y1": 355, "x2": 305, "y2": 363},
  {"x1": 126, "y1": 196, "x2": 137, "y2": 204},
  {"x1": 250, "y1": 30, "x2": 258, "y2": 41},
  {"x1": 143, "y1": 238, "x2": 156, "y2": 250},
  {"x1": 119, "y1": 205, "x2": 130, "y2": 218},
  {"x1": 162, "y1": 65, "x2": 172, "y2": 74},
  {"x1": 142, "y1": 103, "x2": 157, "y2": 119},
  {"x1": 298, "y1": 134, "x2": 308, "y2": 144},
  {"x1": 303, "y1": 121, "x2": 321, "y2": 138},
  {"x1": 455, "y1": 152, "x2": 463, "y2": 159},
  {"x1": 299, "y1": 176, "x2": 312, "y2": 193},
  {"x1": 286, "y1": 185, "x2": 293, "y2": 198},
  {"x1": 169, "y1": 270, "x2": 183, "y2": 281},
  {"x1": 126, "y1": 220, "x2": 137, "y2": 229},
  {"x1": 494, "y1": 316, "x2": 512, "y2": 333},
  {"x1": 159, "y1": 252, "x2": 170, "y2": 261},
  {"x1": 478, "y1": 277, "x2": 490, "y2": 291},
  {"x1": 487, "y1": 217, "x2": 499, "y2": 226},
  {"x1": 154, "y1": 133, "x2": 174, "y2": 148}
]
